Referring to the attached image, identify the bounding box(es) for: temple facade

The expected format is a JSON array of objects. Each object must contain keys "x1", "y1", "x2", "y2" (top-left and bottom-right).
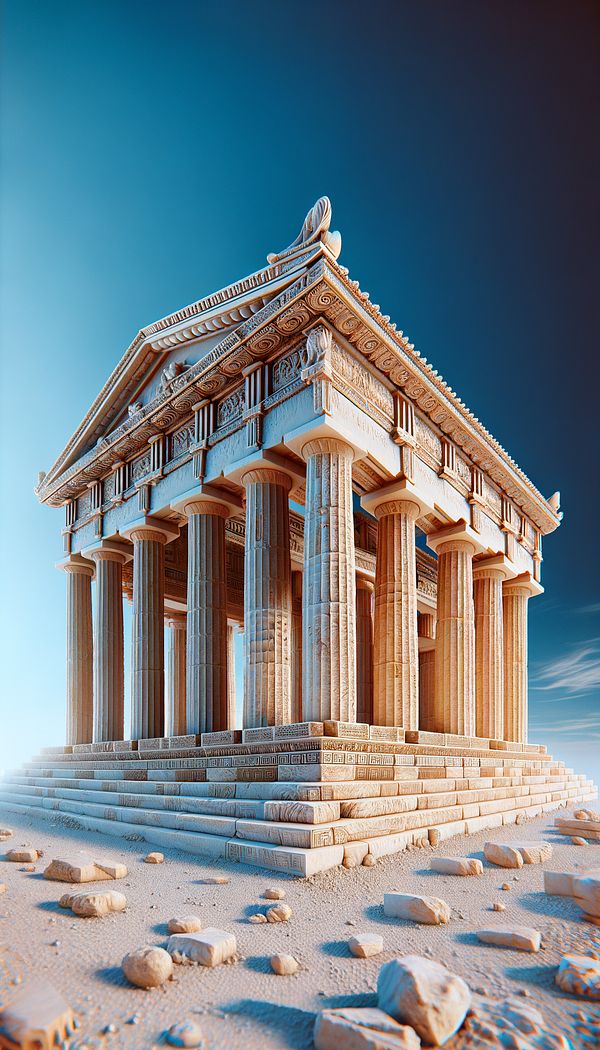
[{"x1": 37, "y1": 198, "x2": 559, "y2": 748}]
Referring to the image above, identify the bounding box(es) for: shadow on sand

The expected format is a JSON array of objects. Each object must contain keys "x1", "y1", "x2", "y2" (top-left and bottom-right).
[{"x1": 225, "y1": 1000, "x2": 315, "y2": 1048}]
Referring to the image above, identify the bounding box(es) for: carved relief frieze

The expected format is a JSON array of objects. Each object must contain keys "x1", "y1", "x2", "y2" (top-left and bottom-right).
[
  {"x1": 170, "y1": 422, "x2": 195, "y2": 460},
  {"x1": 130, "y1": 450, "x2": 152, "y2": 482},
  {"x1": 216, "y1": 385, "x2": 245, "y2": 429}
]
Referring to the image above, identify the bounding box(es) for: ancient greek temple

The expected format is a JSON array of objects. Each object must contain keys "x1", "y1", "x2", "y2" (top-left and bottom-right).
[{"x1": 2, "y1": 198, "x2": 593, "y2": 873}]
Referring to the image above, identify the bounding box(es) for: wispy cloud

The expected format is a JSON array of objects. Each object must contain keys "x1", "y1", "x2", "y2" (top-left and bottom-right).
[
  {"x1": 576, "y1": 602, "x2": 600, "y2": 615},
  {"x1": 531, "y1": 640, "x2": 600, "y2": 697}
]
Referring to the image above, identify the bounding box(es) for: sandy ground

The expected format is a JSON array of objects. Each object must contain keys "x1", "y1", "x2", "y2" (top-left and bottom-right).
[{"x1": 0, "y1": 808, "x2": 599, "y2": 1049}]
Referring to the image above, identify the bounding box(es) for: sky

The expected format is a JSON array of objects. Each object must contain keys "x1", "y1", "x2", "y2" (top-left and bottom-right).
[{"x1": 1, "y1": 1, "x2": 599, "y2": 784}]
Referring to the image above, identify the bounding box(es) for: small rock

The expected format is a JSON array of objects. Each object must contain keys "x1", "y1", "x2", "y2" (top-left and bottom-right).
[
  {"x1": 21, "y1": 865, "x2": 36, "y2": 873},
  {"x1": 484, "y1": 842, "x2": 523, "y2": 869},
  {"x1": 270, "y1": 954, "x2": 298, "y2": 975},
  {"x1": 198, "y1": 876, "x2": 229, "y2": 885},
  {"x1": 144, "y1": 852, "x2": 164, "y2": 864},
  {"x1": 349, "y1": 933, "x2": 384, "y2": 959},
  {"x1": 103, "y1": 1024, "x2": 117, "y2": 1034},
  {"x1": 0, "y1": 884, "x2": 6, "y2": 894},
  {"x1": 429, "y1": 829, "x2": 441, "y2": 847},
  {"x1": 378, "y1": 954, "x2": 471, "y2": 1045},
  {"x1": 384, "y1": 892, "x2": 451, "y2": 925},
  {"x1": 263, "y1": 888, "x2": 285, "y2": 900},
  {"x1": 314, "y1": 1007, "x2": 420, "y2": 1050},
  {"x1": 166, "y1": 1020, "x2": 205, "y2": 1047},
  {"x1": 572, "y1": 837, "x2": 588, "y2": 846},
  {"x1": 167, "y1": 929, "x2": 237, "y2": 968},
  {"x1": 362, "y1": 854, "x2": 376, "y2": 867},
  {"x1": 477, "y1": 926, "x2": 541, "y2": 952},
  {"x1": 122, "y1": 946, "x2": 173, "y2": 988},
  {"x1": 501, "y1": 883, "x2": 512, "y2": 891},
  {"x1": 492, "y1": 902, "x2": 505, "y2": 912},
  {"x1": 430, "y1": 857, "x2": 483, "y2": 877},
  {"x1": 0, "y1": 828, "x2": 13, "y2": 840},
  {"x1": 168, "y1": 915, "x2": 203, "y2": 935},
  {"x1": 249, "y1": 913, "x2": 267, "y2": 924},
  {"x1": 555, "y1": 955, "x2": 600, "y2": 999},
  {"x1": 266, "y1": 903, "x2": 292, "y2": 923},
  {"x1": 6, "y1": 849, "x2": 40, "y2": 864}
]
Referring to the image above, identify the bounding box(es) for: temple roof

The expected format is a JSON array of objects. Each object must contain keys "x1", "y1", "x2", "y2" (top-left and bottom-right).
[{"x1": 36, "y1": 198, "x2": 561, "y2": 535}]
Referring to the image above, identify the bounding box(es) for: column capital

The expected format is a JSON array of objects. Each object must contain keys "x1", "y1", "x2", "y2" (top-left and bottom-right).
[
  {"x1": 56, "y1": 554, "x2": 94, "y2": 577},
  {"x1": 361, "y1": 478, "x2": 430, "y2": 519},
  {"x1": 120, "y1": 515, "x2": 179, "y2": 545},
  {"x1": 82, "y1": 539, "x2": 132, "y2": 565},
  {"x1": 165, "y1": 610, "x2": 187, "y2": 629},
  {"x1": 219, "y1": 449, "x2": 304, "y2": 490},
  {"x1": 241, "y1": 467, "x2": 293, "y2": 492},
  {"x1": 356, "y1": 576, "x2": 375, "y2": 593},
  {"x1": 502, "y1": 572, "x2": 544, "y2": 599},
  {"x1": 170, "y1": 483, "x2": 242, "y2": 519},
  {"x1": 472, "y1": 553, "x2": 516, "y2": 581},
  {"x1": 284, "y1": 418, "x2": 367, "y2": 463},
  {"x1": 426, "y1": 519, "x2": 487, "y2": 557}
]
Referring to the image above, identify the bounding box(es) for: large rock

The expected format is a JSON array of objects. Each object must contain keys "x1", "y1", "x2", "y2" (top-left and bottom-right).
[
  {"x1": 0, "y1": 978, "x2": 74, "y2": 1048},
  {"x1": 573, "y1": 874, "x2": 600, "y2": 918},
  {"x1": 168, "y1": 915, "x2": 203, "y2": 934},
  {"x1": 349, "y1": 933, "x2": 384, "y2": 959},
  {"x1": 314, "y1": 1007, "x2": 421, "y2": 1050},
  {"x1": 544, "y1": 870, "x2": 575, "y2": 897},
  {"x1": 59, "y1": 890, "x2": 126, "y2": 917},
  {"x1": 270, "y1": 954, "x2": 299, "y2": 975},
  {"x1": 477, "y1": 926, "x2": 541, "y2": 952},
  {"x1": 6, "y1": 848, "x2": 41, "y2": 864},
  {"x1": 513, "y1": 842, "x2": 552, "y2": 865},
  {"x1": 44, "y1": 854, "x2": 127, "y2": 883},
  {"x1": 378, "y1": 955, "x2": 470, "y2": 1046},
  {"x1": 430, "y1": 857, "x2": 483, "y2": 876},
  {"x1": 384, "y1": 893, "x2": 451, "y2": 925},
  {"x1": 483, "y1": 842, "x2": 523, "y2": 869},
  {"x1": 555, "y1": 954, "x2": 600, "y2": 999},
  {"x1": 167, "y1": 928, "x2": 237, "y2": 968},
  {"x1": 122, "y1": 946, "x2": 173, "y2": 988},
  {"x1": 266, "y1": 903, "x2": 292, "y2": 923}
]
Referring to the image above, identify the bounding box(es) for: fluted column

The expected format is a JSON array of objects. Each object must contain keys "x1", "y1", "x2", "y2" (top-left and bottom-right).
[
  {"x1": 356, "y1": 579, "x2": 374, "y2": 724},
  {"x1": 61, "y1": 556, "x2": 94, "y2": 745},
  {"x1": 291, "y1": 571, "x2": 303, "y2": 723},
  {"x1": 301, "y1": 437, "x2": 357, "y2": 722},
  {"x1": 88, "y1": 544, "x2": 129, "y2": 743},
  {"x1": 242, "y1": 468, "x2": 292, "y2": 727},
  {"x1": 184, "y1": 499, "x2": 228, "y2": 735},
  {"x1": 166, "y1": 613, "x2": 187, "y2": 737},
  {"x1": 227, "y1": 623, "x2": 237, "y2": 729},
  {"x1": 473, "y1": 561, "x2": 505, "y2": 740},
  {"x1": 129, "y1": 526, "x2": 167, "y2": 739},
  {"x1": 373, "y1": 499, "x2": 420, "y2": 728},
  {"x1": 503, "y1": 574, "x2": 541, "y2": 743},
  {"x1": 433, "y1": 538, "x2": 476, "y2": 735},
  {"x1": 418, "y1": 613, "x2": 436, "y2": 731}
]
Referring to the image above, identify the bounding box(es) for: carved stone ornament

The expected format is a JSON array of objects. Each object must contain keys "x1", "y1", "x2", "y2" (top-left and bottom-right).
[
  {"x1": 128, "y1": 400, "x2": 143, "y2": 417},
  {"x1": 300, "y1": 325, "x2": 333, "y2": 368},
  {"x1": 267, "y1": 196, "x2": 342, "y2": 264},
  {"x1": 159, "y1": 360, "x2": 188, "y2": 392}
]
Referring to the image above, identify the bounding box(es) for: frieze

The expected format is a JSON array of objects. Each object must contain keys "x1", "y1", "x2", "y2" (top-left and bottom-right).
[
  {"x1": 170, "y1": 422, "x2": 195, "y2": 459},
  {"x1": 216, "y1": 385, "x2": 245, "y2": 428}
]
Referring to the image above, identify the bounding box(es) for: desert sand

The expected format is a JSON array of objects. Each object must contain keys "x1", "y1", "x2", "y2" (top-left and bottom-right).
[{"x1": 0, "y1": 808, "x2": 598, "y2": 1048}]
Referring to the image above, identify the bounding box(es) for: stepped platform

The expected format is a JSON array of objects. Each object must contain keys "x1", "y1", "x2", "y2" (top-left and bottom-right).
[{"x1": 0, "y1": 722, "x2": 595, "y2": 875}]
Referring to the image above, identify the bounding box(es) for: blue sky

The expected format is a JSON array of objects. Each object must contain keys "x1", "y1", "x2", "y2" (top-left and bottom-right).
[{"x1": 1, "y1": 1, "x2": 598, "y2": 783}]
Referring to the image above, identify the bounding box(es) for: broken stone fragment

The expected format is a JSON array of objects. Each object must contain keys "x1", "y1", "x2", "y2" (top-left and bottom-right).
[
  {"x1": 384, "y1": 893, "x2": 451, "y2": 925},
  {"x1": 492, "y1": 902, "x2": 505, "y2": 912},
  {"x1": 266, "y1": 903, "x2": 292, "y2": 923},
  {"x1": 122, "y1": 945, "x2": 173, "y2": 988},
  {"x1": 573, "y1": 875, "x2": 600, "y2": 918},
  {"x1": 0, "y1": 978, "x2": 75, "y2": 1047},
  {"x1": 168, "y1": 915, "x2": 203, "y2": 934},
  {"x1": 270, "y1": 954, "x2": 299, "y2": 975},
  {"x1": 314, "y1": 1007, "x2": 421, "y2": 1050},
  {"x1": 43, "y1": 855, "x2": 127, "y2": 883},
  {"x1": 198, "y1": 875, "x2": 229, "y2": 884},
  {"x1": 144, "y1": 852, "x2": 164, "y2": 864},
  {"x1": 430, "y1": 857, "x2": 483, "y2": 876},
  {"x1": 476, "y1": 926, "x2": 541, "y2": 952},
  {"x1": 59, "y1": 890, "x2": 127, "y2": 917},
  {"x1": 249, "y1": 913, "x2": 268, "y2": 924},
  {"x1": 378, "y1": 954, "x2": 470, "y2": 1046},
  {"x1": 349, "y1": 933, "x2": 384, "y2": 958},
  {"x1": 0, "y1": 828, "x2": 13, "y2": 840},
  {"x1": 555, "y1": 954, "x2": 600, "y2": 999},
  {"x1": 6, "y1": 848, "x2": 41, "y2": 864},
  {"x1": 167, "y1": 928, "x2": 237, "y2": 967},
  {"x1": 483, "y1": 842, "x2": 523, "y2": 869},
  {"x1": 544, "y1": 870, "x2": 575, "y2": 897},
  {"x1": 0, "y1": 883, "x2": 6, "y2": 894},
  {"x1": 264, "y1": 888, "x2": 285, "y2": 900},
  {"x1": 512, "y1": 842, "x2": 552, "y2": 865},
  {"x1": 166, "y1": 1020, "x2": 205, "y2": 1047},
  {"x1": 572, "y1": 837, "x2": 588, "y2": 846}
]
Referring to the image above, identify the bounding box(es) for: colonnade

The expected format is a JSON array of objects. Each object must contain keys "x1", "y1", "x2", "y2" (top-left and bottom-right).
[{"x1": 61, "y1": 437, "x2": 540, "y2": 747}]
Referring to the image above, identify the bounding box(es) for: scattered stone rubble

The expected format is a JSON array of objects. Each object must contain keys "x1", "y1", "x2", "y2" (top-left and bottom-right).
[
  {"x1": 483, "y1": 842, "x2": 523, "y2": 868},
  {"x1": 43, "y1": 854, "x2": 127, "y2": 883},
  {"x1": 270, "y1": 953, "x2": 299, "y2": 975},
  {"x1": 59, "y1": 890, "x2": 127, "y2": 917},
  {"x1": 349, "y1": 933, "x2": 384, "y2": 958},
  {"x1": 6, "y1": 848, "x2": 41, "y2": 863},
  {"x1": 555, "y1": 954, "x2": 600, "y2": 999},
  {"x1": 314, "y1": 1007, "x2": 420, "y2": 1049},
  {"x1": 167, "y1": 928, "x2": 237, "y2": 967},
  {"x1": 168, "y1": 915, "x2": 203, "y2": 934},
  {"x1": 378, "y1": 955, "x2": 471, "y2": 1045},
  {"x1": 384, "y1": 892, "x2": 451, "y2": 925},
  {"x1": 122, "y1": 945, "x2": 173, "y2": 988},
  {"x1": 144, "y1": 851, "x2": 164, "y2": 864},
  {"x1": 430, "y1": 857, "x2": 483, "y2": 876},
  {"x1": 476, "y1": 926, "x2": 542, "y2": 952}
]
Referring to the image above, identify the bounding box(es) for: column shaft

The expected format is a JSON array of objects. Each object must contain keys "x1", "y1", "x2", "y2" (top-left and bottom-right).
[
  {"x1": 185, "y1": 502, "x2": 228, "y2": 735},
  {"x1": 166, "y1": 616, "x2": 187, "y2": 737},
  {"x1": 356, "y1": 580, "x2": 374, "y2": 724},
  {"x1": 474, "y1": 568, "x2": 505, "y2": 739},
  {"x1": 434, "y1": 540, "x2": 476, "y2": 735},
  {"x1": 131, "y1": 530, "x2": 166, "y2": 739},
  {"x1": 503, "y1": 586, "x2": 529, "y2": 743},
  {"x1": 227, "y1": 624, "x2": 237, "y2": 730},
  {"x1": 93, "y1": 555, "x2": 125, "y2": 742},
  {"x1": 291, "y1": 571, "x2": 303, "y2": 723},
  {"x1": 302, "y1": 438, "x2": 357, "y2": 722},
  {"x1": 373, "y1": 500, "x2": 420, "y2": 728},
  {"x1": 243, "y1": 469, "x2": 292, "y2": 727},
  {"x1": 64, "y1": 561, "x2": 94, "y2": 744},
  {"x1": 418, "y1": 613, "x2": 436, "y2": 731}
]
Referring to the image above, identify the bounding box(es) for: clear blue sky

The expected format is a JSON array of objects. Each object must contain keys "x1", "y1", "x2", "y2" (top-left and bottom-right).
[{"x1": 1, "y1": 1, "x2": 598, "y2": 784}]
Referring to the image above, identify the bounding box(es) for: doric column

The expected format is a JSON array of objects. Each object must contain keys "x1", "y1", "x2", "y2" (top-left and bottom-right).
[
  {"x1": 291, "y1": 571, "x2": 303, "y2": 723},
  {"x1": 183, "y1": 498, "x2": 229, "y2": 735},
  {"x1": 429, "y1": 529, "x2": 477, "y2": 736},
  {"x1": 372, "y1": 499, "x2": 421, "y2": 728},
  {"x1": 86, "y1": 542, "x2": 130, "y2": 743},
  {"x1": 301, "y1": 437, "x2": 357, "y2": 722},
  {"x1": 165, "y1": 613, "x2": 187, "y2": 737},
  {"x1": 227, "y1": 623, "x2": 237, "y2": 729},
  {"x1": 418, "y1": 613, "x2": 436, "y2": 731},
  {"x1": 503, "y1": 573, "x2": 542, "y2": 743},
  {"x1": 127, "y1": 523, "x2": 169, "y2": 740},
  {"x1": 60, "y1": 556, "x2": 94, "y2": 745},
  {"x1": 473, "y1": 557, "x2": 506, "y2": 740},
  {"x1": 356, "y1": 578, "x2": 374, "y2": 724},
  {"x1": 242, "y1": 468, "x2": 293, "y2": 728}
]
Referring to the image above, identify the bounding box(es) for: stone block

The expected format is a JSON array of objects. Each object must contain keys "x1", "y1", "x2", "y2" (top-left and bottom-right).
[
  {"x1": 314, "y1": 1007, "x2": 420, "y2": 1050},
  {"x1": 273, "y1": 722, "x2": 324, "y2": 740},
  {"x1": 377, "y1": 955, "x2": 471, "y2": 1046},
  {"x1": 263, "y1": 800, "x2": 340, "y2": 824},
  {"x1": 343, "y1": 841, "x2": 369, "y2": 867},
  {"x1": 323, "y1": 721, "x2": 370, "y2": 740},
  {"x1": 544, "y1": 870, "x2": 576, "y2": 896},
  {"x1": 405, "y1": 730, "x2": 446, "y2": 745},
  {"x1": 348, "y1": 933, "x2": 384, "y2": 958},
  {"x1": 369, "y1": 726, "x2": 404, "y2": 742},
  {"x1": 384, "y1": 892, "x2": 451, "y2": 924},
  {"x1": 340, "y1": 796, "x2": 418, "y2": 820},
  {"x1": 477, "y1": 926, "x2": 541, "y2": 952},
  {"x1": 225, "y1": 840, "x2": 344, "y2": 876},
  {"x1": 201, "y1": 730, "x2": 242, "y2": 746},
  {"x1": 430, "y1": 857, "x2": 483, "y2": 876},
  {"x1": 368, "y1": 831, "x2": 415, "y2": 858},
  {"x1": 167, "y1": 928, "x2": 236, "y2": 967},
  {"x1": 235, "y1": 818, "x2": 334, "y2": 849},
  {"x1": 242, "y1": 727, "x2": 275, "y2": 743},
  {"x1": 573, "y1": 875, "x2": 600, "y2": 918}
]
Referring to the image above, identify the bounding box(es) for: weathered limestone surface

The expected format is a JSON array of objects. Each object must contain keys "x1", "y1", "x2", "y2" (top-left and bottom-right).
[
  {"x1": 130, "y1": 526, "x2": 167, "y2": 739},
  {"x1": 384, "y1": 892, "x2": 451, "y2": 925},
  {"x1": 63, "y1": 557, "x2": 94, "y2": 745},
  {"x1": 168, "y1": 928, "x2": 237, "y2": 967},
  {"x1": 430, "y1": 856, "x2": 483, "y2": 876},
  {"x1": 477, "y1": 926, "x2": 541, "y2": 952},
  {"x1": 356, "y1": 579, "x2": 374, "y2": 725},
  {"x1": 555, "y1": 954, "x2": 600, "y2": 999},
  {"x1": 226, "y1": 623, "x2": 237, "y2": 730},
  {"x1": 418, "y1": 613, "x2": 436, "y2": 732},
  {"x1": 88, "y1": 545, "x2": 128, "y2": 743},
  {"x1": 473, "y1": 562, "x2": 504, "y2": 740},
  {"x1": 432, "y1": 538, "x2": 476, "y2": 736},
  {"x1": 123, "y1": 945, "x2": 173, "y2": 987},
  {"x1": 302, "y1": 438, "x2": 357, "y2": 722},
  {"x1": 373, "y1": 500, "x2": 420, "y2": 729},
  {"x1": 378, "y1": 955, "x2": 471, "y2": 1045},
  {"x1": 166, "y1": 614, "x2": 187, "y2": 737},
  {"x1": 314, "y1": 1007, "x2": 420, "y2": 1050},
  {"x1": 291, "y1": 571, "x2": 303, "y2": 723},
  {"x1": 242, "y1": 469, "x2": 292, "y2": 727},
  {"x1": 503, "y1": 576, "x2": 538, "y2": 744}
]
